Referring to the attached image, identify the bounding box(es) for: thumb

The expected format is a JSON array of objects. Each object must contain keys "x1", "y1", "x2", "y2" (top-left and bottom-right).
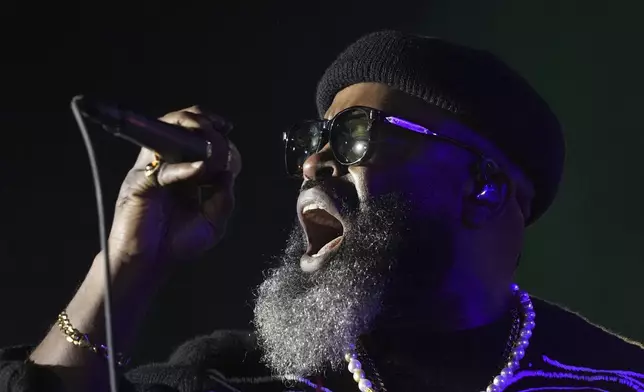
[{"x1": 157, "y1": 161, "x2": 205, "y2": 186}]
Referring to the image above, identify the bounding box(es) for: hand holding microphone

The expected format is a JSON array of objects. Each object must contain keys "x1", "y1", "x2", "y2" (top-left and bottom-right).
[
  {"x1": 104, "y1": 105, "x2": 242, "y2": 268},
  {"x1": 28, "y1": 103, "x2": 242, "y2": 392}
]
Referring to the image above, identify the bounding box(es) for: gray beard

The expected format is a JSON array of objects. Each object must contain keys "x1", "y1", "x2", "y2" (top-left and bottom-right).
[{"x1": 253, "y1": 194, "x2": 408, "y2": 377}]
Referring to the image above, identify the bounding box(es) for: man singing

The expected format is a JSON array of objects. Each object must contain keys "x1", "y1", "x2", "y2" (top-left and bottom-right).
[{"x1": 1, "y1": 31, "x2": 643, "y2": 392}]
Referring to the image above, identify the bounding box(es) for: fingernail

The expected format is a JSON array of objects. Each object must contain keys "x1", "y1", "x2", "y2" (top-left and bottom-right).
[{"x1": 192, "y1": 161, "x2": 204, "y2": 169}]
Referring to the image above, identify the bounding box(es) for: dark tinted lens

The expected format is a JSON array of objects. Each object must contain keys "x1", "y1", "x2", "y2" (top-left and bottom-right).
[
  {"x1": 329, "y1": 108, "x2": 372, "y2": 164},
  {"x1": 284, "y1": 121, "x2": 324, "y2": 175}
]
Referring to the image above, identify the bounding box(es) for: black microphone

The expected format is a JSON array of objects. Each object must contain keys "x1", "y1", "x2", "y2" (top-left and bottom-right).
[{"x1": 74, "y1": 95, "x2": 213, "y2": 164}]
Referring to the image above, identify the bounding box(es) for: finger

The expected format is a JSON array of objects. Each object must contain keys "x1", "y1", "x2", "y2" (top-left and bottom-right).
[
  {"x1": 178, "y1": 120, "x2": 238, "y2": 175},
  {"x1": 170, "y1": 172, "x2": 235, "y2": 252},
  {"x1": 133, "y1": 148, "x2": 159, "y2": 171},
  {"x1": 133, "y1": 110, "x2": 214, "y2": 169},
  {"x1": 199, "y1": 127, "x2": 229, "y2": 174},
  {"x1": 178, "y1": 105, "x2": 234, "y2": 134},
  {"x1": 159, "y1": 109, "x2": 213, "y2": 130},
  {"x1": 182, "y1": 105, "x2": 234, "y2": 134},
  {"x1": 188, "y1": 139, "x2": 241, "y2": 184},
  {"x1": 156, "y1": 161, "x2": 206, "y2": 187},
  {"x1": 132, "y1": 107, "x2": 233, "y2": 171},
  {"x1": 228, "y1": 141, "x2": 242, "y2": 179},
  {"x1": 200, "y1": 172, "x2": 236, "y2": 227},
  {"x1": 182, "y1": 105, "x2": 203, "y2": 115},
  {"x1": 207, "y1": 113, "x2": 234, "y2": 134}
]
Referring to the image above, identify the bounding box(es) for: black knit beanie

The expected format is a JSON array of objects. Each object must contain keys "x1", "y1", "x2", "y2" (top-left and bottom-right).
[{"x1": 316, "y1": 30, "x2": 565, "y2": 225}]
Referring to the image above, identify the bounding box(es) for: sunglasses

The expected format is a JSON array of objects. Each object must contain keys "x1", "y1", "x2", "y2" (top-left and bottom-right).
[{"x1": 283, "y1": 106, "x2": 495, "y2": 177}]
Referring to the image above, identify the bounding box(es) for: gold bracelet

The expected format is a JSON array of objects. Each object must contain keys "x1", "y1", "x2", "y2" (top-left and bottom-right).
[{"x1": 57, "y1": 310, "x2": 129, "y2": 366}]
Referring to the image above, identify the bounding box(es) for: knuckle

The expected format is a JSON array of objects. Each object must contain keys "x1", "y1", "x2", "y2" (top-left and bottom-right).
[
  {"x1": 181, "y1": 112, "x2": 212, "y2": 129},
  {"x1": 116, "y1": 171, "x2": 149, "y2": 204},
  {"x1": 156, "y1": 163, "x2": 180, "y2": 186},
  {"x1": 123, "y1": 168, "x2": 145, "y2": 190},
  {"x1": 158, "y1": 111, "x2": 200, "y2": 127},
  {"x1": 174, "y1": 111, "x2": 196, "y2": 123},
  {"x1": 158, "y1": 110, "x2": 179, "y2": 122},
  {"x1": 159, "y1": 107, "x2": 231, "y2": 134},
  {"x1": 184, "y1": 105, "x2": 203, "y2": 114},
  {"x1": 155, "y1": 166, "x2": 169, "y2": 186}
]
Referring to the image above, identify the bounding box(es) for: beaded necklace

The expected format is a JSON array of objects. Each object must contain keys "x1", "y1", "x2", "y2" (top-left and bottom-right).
[{"x1": 342, "y1": 284, "x2": 535, "y2": 392}]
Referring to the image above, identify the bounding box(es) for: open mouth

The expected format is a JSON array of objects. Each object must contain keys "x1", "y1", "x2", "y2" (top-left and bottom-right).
[{"x1": 301, "y1": 204, "x2": 344, "y2": 257}]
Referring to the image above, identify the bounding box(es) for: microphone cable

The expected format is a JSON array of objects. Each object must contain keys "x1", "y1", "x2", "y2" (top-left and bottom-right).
[{"x1": 70, "y1": 95, "x2": 120, "y2": 392}]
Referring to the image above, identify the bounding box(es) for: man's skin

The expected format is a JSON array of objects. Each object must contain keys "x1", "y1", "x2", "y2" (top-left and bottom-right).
[
  {"x1": 313, "y1": 83, "x2": 533, "y2": 332},
  {"x1": 28, "y1": 82, "x2": 534, "y2": 391}
]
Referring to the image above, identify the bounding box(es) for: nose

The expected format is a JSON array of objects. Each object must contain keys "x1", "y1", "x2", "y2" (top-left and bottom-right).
[{"x1": 301, "y1": 143, "x2": 346, "y2": 180}]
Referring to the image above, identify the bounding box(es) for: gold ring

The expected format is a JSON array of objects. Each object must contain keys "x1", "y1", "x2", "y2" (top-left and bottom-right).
[{"x1": 144, "y1": 155, "x2": 162, "y2": 178}]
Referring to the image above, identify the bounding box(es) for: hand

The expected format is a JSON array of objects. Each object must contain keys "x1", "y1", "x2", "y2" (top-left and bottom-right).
[{"x1": 106, "y1": 106, "x2": 242, "y2": 267}]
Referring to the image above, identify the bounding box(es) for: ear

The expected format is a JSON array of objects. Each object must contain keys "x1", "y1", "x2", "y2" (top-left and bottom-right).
[{"x1": 461, "y1": 175, "x2": 509, "y2": 228}]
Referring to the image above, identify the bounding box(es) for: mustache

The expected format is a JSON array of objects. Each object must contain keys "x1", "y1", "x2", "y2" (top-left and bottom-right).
[
  {"x1": 300, "y1": 179, "x2": 360, "y2": 213},
  {"x1": 300, "y1": 179, "x2": 325, "y2": 192}
]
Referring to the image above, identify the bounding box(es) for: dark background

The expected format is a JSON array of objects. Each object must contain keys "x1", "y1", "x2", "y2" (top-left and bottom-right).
[{"x1": 1, "y1": 1, "x2": 642, "y2": 364}]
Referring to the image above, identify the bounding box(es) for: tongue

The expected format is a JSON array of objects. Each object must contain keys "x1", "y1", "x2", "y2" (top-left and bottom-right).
[{"x1": 312, "y1": 236, "x2": 343, "y2": 257}]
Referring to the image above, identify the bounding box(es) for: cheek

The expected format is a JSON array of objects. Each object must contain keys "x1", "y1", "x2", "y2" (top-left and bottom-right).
[{"x1": 359, "y1": 158, "x2": 464, "y2": 218}]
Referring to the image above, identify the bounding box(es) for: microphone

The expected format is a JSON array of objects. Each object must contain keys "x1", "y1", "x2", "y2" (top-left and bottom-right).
[{"x1": 74, "y1": 95, "x2": 213, "y2": 164}]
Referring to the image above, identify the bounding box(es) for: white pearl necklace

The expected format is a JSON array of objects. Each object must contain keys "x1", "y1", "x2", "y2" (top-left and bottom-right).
[{"x1": 343, "y1": 284, "x2": 536, "y2": 392}]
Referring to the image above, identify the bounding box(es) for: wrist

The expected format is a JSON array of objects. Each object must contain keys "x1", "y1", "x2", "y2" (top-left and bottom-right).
[
  {"x1": 89, "y1": 251, "x2": 171, "y2": 303},
  {"x1": 61, "y1": 252, "x2": 168, "y2": 349}
]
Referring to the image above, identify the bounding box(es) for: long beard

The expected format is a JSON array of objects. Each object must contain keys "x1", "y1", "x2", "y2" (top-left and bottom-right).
[{"x1": 253, "y1": 194, "x2": 408, "y2": 377}]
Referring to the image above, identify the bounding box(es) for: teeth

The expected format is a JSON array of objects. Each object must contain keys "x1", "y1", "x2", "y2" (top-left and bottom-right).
[{"x1": 302, "y1": 204, "x2": 325, "y2": 213}]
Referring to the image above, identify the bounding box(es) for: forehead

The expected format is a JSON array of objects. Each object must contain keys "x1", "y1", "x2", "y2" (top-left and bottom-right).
[{"x1": 324, "y1": 82, "x2": 514, "y2": 169}]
